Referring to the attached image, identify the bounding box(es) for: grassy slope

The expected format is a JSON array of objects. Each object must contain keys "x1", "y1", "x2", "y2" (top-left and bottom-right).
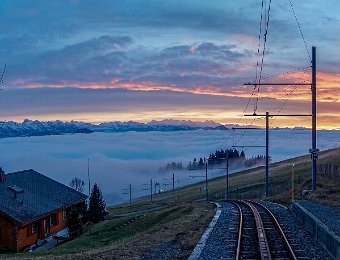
[
  {"x1": 269, "y1": 148, "x2": 340, "y2": 206},
  {"x1": 5, "y1": 202, "x2": 214, "y2": 259}
]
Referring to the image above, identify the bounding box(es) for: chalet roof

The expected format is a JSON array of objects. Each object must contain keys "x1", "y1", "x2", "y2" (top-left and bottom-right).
[{"x1": 0, "y1": 169, "x2": 87, "y2": 225}]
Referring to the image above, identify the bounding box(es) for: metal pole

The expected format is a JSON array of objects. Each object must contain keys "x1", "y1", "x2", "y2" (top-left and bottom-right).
[
  {"x1": 87, "y1": 159, "x2": 91, "y2": 197},
  {"x1": 129, "y1": 184, "x2": 132, "y2": 205},
  {"x1": 312, "y1": 46, "x2": 317, "y2": 191},
  {"x1": 265, "y1": 112, "x2": 269, "y2": 197},
  {"x1": 150, "y1": 179, "x2": 153, "y2": 203},
  {"x1": 292, "y1": 164, "x2": 295, "y2": 201},
  {"x1": 205, "y1": 162, "x2": 208, "y2": 201},
  {"x1": 172, "y1": 173, "x2": 175, "y2": 203},
  {"x1": 226, "y1": 151, "x2": 229, "y2": 200}
]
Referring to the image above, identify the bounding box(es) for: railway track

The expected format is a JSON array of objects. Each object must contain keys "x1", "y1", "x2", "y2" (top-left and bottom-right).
[{"x1": 231, "y1": 200, "x2": 304, "y2": 260}]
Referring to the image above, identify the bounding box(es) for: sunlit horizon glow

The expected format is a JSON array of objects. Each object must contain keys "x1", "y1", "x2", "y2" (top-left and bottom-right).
[{"x1": 2, "y1": 102, "x2": 339, "y2": 130}]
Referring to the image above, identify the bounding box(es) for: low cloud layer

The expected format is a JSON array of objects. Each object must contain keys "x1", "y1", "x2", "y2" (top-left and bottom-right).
[{"x1": 0, "y1": 130, "x2": 339, "y2": 204}]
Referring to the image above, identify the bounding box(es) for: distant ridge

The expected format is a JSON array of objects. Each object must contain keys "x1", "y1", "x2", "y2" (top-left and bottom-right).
[{"x1": 0, "y1": 119, "x2": 262, "y2": 138}]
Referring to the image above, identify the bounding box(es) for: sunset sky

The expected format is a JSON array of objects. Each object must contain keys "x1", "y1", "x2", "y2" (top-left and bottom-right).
[{"x1": 0, "y1": 0, "x2": 339, "y2": 129}]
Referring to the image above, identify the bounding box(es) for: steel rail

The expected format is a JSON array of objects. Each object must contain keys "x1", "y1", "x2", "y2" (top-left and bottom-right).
[
  {"x1": 249, "y1": 201, "x2": 298, "y2": 260},
  {"x1": 243, "y1": 201, "x2": 272, "y2": 260},
  {"x1": 229, "y1": 202, "x2": 243, "y2": 260}
]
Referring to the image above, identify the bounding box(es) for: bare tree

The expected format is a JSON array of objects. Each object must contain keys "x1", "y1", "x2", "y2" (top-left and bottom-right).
[{"x1": 69, "y1": 177, "x2": 85, "y2": 193}]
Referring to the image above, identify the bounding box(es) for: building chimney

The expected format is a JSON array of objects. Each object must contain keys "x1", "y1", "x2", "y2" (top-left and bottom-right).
[
  {"x1": 0, "y1": 168, "x2": 6, "y2": 183},
  {"x1": 8, "y1": 185, "x2": 24, "y2": 199}
]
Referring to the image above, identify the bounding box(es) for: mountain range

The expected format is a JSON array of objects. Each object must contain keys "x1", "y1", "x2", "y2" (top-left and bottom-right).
[{"x1": 0, "y1": 119, "x2": 238, "y2": 138}]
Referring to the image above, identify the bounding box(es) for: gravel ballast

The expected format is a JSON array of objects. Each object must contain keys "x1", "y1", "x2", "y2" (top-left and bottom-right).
[
  {"x1": 194, "y1": 200, "x2": 332, "y2": 259},
  {"x1": 199, "y1": 202, "x2": 239, "y2": 259},
  {"x1": 261, "y1": 200, "x2": 331, "y2": 259}
]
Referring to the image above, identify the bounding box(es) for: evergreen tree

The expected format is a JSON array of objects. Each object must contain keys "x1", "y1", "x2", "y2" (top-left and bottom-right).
[
  {"x1": 67, "y1": 201, "x2": 87, "y2": 238},
  {"x1": 198, "y1": 157, "x2": 204, "y2": 168},
  {"x1": 88, "y1": 183, "x2": 106, "y2": 223},
  {"x1": 192, "y1": 158, "x2": 197, "y2": 168},
  {"x1": 188, "y1": 161, "x2": 192, "y2": 169}
]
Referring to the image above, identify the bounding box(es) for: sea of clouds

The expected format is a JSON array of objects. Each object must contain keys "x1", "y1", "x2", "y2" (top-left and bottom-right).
[{"x1": 0, "y1": 129, "x2": 339, "y2": 205}]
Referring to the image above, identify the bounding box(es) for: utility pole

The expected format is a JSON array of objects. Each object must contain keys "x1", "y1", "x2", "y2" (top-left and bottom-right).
[
  {"x1": 311, "y1": 46, "x2": 318, "y2": 191},
  {"x1": 172, "y1": 173, "x2": 175, "y2": 203},
  {"x1": 189, "y1": 162, "x2": 209, "y2": 201},
  {"x1": 150, "y1": 179, "x2": 153, "y2": 203},
  {"x1": 232, "y1": 129, "x2": 266, "y2": 197},
  {"x1": 265, "y1": 112, "x2": 269, "y2": 196},
  {"x1": 291, "y1": 163, "x2": 295, "y2": 201},
  {"x1": 243, "y1": 47, "x2": 318, "y2": 193},
  {"x1": 122, "y1": 184, "x2": 132, "y2": 205},
  {"x1": 241, "y1": 112, "x2": 310, "y2": 197},
  {"x1": 226, "y1": 151, "x2": 229, "y2": 200},
  {"x1": 205, "y1": 161, "x2": 208, "y2": 201},
  {"x1": 87, "y1": 159, "x2": 91, "y2": 197},
  {"x1": 233, "y1": 117, "x2": 270, "y2": 197}
]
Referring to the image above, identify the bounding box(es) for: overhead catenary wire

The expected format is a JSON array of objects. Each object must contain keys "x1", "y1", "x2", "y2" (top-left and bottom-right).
[
  {"x1": 254, "y1": 0, "x2": 273, "y2": 115},
  {"x1": 219, "y1": 0, "x2": 275, "y2": 150},
  {"x1": 121, "y1": 2, "x2": 314, "y2": 203},
  {"x1": 0, "y1": 64, "x2": 6, "y2": 90},
  {"x1": 237, "y1": 0, "x2": 266, "y2": 124},
  {"x1": 219, "y1": 0, "x2": 273, "y2": 152},
  {"x1": 207, "y1": 0, "x2": 311, "y2": 167},
  {"x1": 269, "y1": 67, "x2": 310, "y2": 127},
  {"x1": 254, "y1": 0, "x2": 265, "y2": 88},
  {"x1": 233, "y1": 117, "x2": 262, "y2": 146},
  {"x1": 227, "y1": 0, "x2": 274, "y2": 151},
  {"x1": 243, "y1": 68, "x2": 311, "y2": 152},
  {"x1": 236, "y1": 0, "x2": 311, "y2": 148},
  {"x1": 288, "y1": 0, "x2": 311, "y2": 61},
  {"x1": 252, "y1": 66, "x2": 310, "y2": 83}
]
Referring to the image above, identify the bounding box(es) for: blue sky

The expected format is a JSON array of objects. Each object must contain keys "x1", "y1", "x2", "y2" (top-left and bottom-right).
[{"x1": 0, "y1": 0, "x2": 339, "y2": 128}]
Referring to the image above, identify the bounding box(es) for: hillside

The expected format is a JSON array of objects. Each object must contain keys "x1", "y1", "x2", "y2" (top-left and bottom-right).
[{"x1": 4, "y1": 147, "x2": 339, "y2": 259}]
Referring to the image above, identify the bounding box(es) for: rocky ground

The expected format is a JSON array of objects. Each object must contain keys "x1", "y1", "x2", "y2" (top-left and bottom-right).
[
  {"x1": 198, "y1": 202, "x2": 238, "y2": 259},
  {"x1": 261, "y1": 201, "x2": 331, "y2": 259},
  {"x1": 195, "y1": 201, "x2": 331, "y2": 260}
]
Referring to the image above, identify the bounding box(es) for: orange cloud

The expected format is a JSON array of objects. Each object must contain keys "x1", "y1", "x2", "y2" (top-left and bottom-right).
[
  {"x1": 18, "y1": 69, "x2": 340, "y2": 104},
  {"x1": 12, "y1": 69, "x2": 340, "y2": 130}
]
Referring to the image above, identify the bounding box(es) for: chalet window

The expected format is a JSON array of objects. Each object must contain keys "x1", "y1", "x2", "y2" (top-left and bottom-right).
[
  {"x1": 62, "y1": 210, "x2": 67, "y2": 221},
  {"x1": 50, "y1": 214, "x2": 57, "y2": 226},
  {"x1": 27, "y1": 223, "x2": 38, "y2": 237},
  {"x1": 31, "y1": 222, "x2": 38, "y2": 234}
]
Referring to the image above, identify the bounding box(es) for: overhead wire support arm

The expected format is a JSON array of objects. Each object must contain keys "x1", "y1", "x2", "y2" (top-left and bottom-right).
[
  {"x1": 232, "y1": 127, "x2": 260, "y2": 130},
  {"x1": 244, "y1": 83, "x2": 311, "y2": 86},
  {"x1": 244, "y1": 114, "x2": 312, "y2": 117},
  {"x1": 232, "y1": 145, "x2": 266, "y2": 148}
]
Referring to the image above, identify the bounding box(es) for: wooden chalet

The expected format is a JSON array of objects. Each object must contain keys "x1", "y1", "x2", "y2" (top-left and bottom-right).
[{"x1": 0, "y1": 169, "x2": 87, "y2": 252}]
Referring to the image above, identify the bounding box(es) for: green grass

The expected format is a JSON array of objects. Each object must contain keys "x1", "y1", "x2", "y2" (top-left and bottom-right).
[
  {"x1": 108, "y1": 201, "x2": 166, "y2": 216},
  {"x1": 32, "y1": 205, "x2": 181, "y2": 256}
]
